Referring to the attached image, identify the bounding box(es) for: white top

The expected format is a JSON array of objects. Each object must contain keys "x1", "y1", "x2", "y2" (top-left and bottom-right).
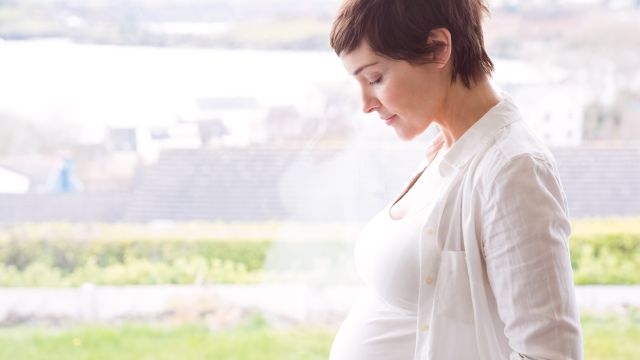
[
  {"x1": 334, "y1": 95, "x2": 583, "y2": 360},
  {"x1": 329, "y1": 147, "x2": 452, "y2": 360}
]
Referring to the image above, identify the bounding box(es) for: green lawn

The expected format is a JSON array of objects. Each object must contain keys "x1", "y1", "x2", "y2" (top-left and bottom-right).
[
  {"x1": 0, "y1": 313, "x2": 638, "y2": 360},
  {"x1": 0, "y1": 317, "x2": 334, "y2": 360},
  {"x1": 581, "y1": 312, "x2": 640, "y2": 360}
]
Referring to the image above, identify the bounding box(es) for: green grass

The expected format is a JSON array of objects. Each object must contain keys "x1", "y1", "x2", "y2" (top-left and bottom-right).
[
  {"x1": 0, "y1": 313, "x2": 638, "y2": 360},
  {"x1": 0, "y1": 320, "x2": 335, "y2": 360},
  {"x1": 581, "y1": 311, "x2": 640, "y2": 360}
]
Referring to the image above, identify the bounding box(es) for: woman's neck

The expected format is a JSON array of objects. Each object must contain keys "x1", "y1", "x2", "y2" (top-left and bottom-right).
[{"x1": 437, "y1": 76, "x2": 502, "y2": 148}]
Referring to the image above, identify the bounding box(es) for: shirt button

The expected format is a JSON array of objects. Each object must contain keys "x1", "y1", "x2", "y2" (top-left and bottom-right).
[
  {"x1": 420, "y1": 324, "x2": 429, "y2": 332},
  {"x1": 424, "y1": 275, "x2": 433, "y2": 285},
  {"x1": 425, "y1": 228, "x2": 435, "y2": 236}
]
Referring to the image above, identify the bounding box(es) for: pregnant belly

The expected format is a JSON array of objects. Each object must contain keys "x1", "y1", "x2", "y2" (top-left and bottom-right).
[{"x1": 329, "y1": 289, "x2": 417, "y2": 360}]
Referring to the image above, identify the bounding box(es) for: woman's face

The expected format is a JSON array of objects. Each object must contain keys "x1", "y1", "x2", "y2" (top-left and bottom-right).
[{"x1": 340, "y1": 41, "x2": 450, "y2": 141}]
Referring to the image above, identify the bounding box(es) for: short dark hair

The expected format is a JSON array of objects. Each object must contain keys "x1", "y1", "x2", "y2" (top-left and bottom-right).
[{"x1": 330, "y1": 0, "x2": 494, "y2": 88}]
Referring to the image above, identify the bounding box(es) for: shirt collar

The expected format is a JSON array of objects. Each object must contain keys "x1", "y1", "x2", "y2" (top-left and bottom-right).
[{"x1": 428, "y1": 95, "x2": 522, "y2": 177}]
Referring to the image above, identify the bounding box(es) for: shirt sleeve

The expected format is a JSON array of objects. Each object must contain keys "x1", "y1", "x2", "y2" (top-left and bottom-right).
[{"x1": 479, "y1": 153, "x2": 583, "y2": 360}]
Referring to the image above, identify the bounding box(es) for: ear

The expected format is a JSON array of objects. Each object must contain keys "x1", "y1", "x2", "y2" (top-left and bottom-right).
[{"x1": 426, "y1": 28, "x2": 452, "y2": 68}]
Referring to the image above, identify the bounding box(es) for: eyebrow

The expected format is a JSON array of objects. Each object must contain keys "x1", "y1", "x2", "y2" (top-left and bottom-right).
[{"x1": 352, "y1": 62, "x2": 378, "y2": 76}]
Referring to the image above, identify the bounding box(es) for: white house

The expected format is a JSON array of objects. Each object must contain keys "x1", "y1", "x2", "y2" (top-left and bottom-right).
[{"x1": 0, "y1": 166, "x2": 30, "y2": 194}]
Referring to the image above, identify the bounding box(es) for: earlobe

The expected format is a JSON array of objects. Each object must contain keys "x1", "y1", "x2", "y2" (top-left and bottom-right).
[{"x1": 427, "y1": 28, "x2": 452, "y2": 68}]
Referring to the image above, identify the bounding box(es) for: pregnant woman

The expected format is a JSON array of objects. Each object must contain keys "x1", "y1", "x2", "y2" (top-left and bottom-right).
[{"x1": 327, "y1": 0, "x2": 583, "y2": 359}]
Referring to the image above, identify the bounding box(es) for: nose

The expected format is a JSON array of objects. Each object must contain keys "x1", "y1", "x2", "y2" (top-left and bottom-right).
[{"x1": 361, "y1": 93, "x2": 381, "y2": 114}]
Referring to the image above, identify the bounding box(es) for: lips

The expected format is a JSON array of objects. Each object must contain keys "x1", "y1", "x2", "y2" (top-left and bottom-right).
[{"x1": 383, "y1": 115, "x2": 396, "y2": 125}]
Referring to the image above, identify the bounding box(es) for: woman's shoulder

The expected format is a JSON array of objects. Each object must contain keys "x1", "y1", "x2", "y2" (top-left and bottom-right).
[{"x1": 473, "y1": 120, "x2": 561, "y2": 187}]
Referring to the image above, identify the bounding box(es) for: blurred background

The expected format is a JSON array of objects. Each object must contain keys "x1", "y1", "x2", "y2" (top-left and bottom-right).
[{"x1": 0, "y1": 0, "x2": 639, "y2": 359}]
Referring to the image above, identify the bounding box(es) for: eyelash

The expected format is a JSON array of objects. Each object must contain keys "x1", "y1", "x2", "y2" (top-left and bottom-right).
[{"x1": 368, "y1": 77, "x2": 382, "y2": 85}]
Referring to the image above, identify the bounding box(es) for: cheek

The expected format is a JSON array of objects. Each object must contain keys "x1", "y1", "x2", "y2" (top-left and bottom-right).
[{"x1": 379, "y1": 83, "x2": 409, "y2": 112}]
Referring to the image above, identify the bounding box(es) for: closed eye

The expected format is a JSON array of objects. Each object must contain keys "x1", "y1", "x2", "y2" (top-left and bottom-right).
[{"x1": 368, "y1": 76, "x2": 383, "y2": 85}]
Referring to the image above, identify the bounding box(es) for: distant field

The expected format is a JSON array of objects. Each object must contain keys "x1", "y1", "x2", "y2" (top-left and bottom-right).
[{"x1": 0, "y1": 312, "x2": 638, "y2": 360}]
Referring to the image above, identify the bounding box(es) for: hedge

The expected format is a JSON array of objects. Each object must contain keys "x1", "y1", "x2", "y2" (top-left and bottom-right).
[{"x1": 0, "y1": 218, "x2": 638, "y2": 286}]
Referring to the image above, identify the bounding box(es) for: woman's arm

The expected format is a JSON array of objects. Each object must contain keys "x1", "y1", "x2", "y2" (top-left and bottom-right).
[{"x1": 480, "y1": 153, "x2": 583, "y2": 359}]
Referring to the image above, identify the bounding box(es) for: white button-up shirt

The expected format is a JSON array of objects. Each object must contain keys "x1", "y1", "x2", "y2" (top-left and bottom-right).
[{"x1": 414, "y1": 96, "x2": 583, "y2": 359}]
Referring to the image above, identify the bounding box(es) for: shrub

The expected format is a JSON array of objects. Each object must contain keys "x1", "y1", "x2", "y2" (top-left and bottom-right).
[{"x1": 0, "y1": 219, "x2": 638, "y2": 286}]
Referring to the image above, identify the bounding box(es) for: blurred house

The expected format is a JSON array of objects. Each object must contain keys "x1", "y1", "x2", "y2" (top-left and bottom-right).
[
  {"x1": 0, "y1": 155, "x2": 59, "y2": 193},
  {"x1": 0, "y1": 166, "x2": 30, "y2": 194},
  {"x1": 0, "y1": 71, "x2": 637, "y2": 222},
  {"x1": 0, "y1": 143, "x2": 639, "y2": 222},
  {"x1": 189, "y1": 96, "x2": 264, "y2": 146},
  {"x1": 583, "y1": 90, "x2": 640, "y2": 145},
  {"x1": 494, "y1": 59, "x2": 588, "y2": 147},
  {"x1": 0, "y1": 155, "x2": 126, "y2": 222}
]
